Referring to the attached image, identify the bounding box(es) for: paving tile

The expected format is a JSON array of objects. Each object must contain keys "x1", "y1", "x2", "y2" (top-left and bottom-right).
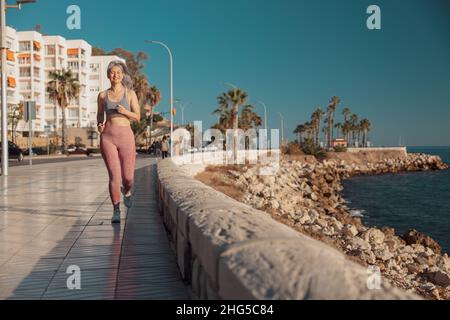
[
  {"x1": 67, "y1": 245, "x2": 122, "y2": 258},
  {"x1": 0, "y1": 158, "x2": 189, "y2": 300}
]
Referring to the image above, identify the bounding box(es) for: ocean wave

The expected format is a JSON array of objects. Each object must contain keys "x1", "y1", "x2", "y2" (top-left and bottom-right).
[{"x1": 350, "y1": 209, "x2": 366, "y2": 217}]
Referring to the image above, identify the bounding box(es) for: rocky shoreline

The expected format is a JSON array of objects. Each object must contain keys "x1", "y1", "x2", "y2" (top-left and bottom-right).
[{"x1": 198, "y1": 152, "x2": 450, "y2": 300}]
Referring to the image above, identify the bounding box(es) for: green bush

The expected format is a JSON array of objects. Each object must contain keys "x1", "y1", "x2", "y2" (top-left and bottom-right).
[
  {"x1": 301, "y1": 138, "x2": 327, "y2": 159},
  {"x1": 281, "y1": 142, "x2": 304, "y2": 155},
  {"x1": 333, "y1": 145, "x2": 347, "y2": 152}
]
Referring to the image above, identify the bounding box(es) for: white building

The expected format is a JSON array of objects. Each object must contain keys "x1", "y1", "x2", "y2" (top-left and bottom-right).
[{"x1": 1, "y1": 26, "x2": 125, "y2": 137}]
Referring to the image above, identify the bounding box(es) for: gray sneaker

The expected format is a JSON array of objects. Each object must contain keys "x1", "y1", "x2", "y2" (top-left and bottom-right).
[
  {"x1": 121, "y1": 187, "x2": 133, "y2": 208},
  {"x1": 111, "y1": 207, "x2": 121, "y2": 224}
]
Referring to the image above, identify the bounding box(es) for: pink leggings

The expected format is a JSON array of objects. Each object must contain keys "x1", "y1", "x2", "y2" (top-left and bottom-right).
[{"x1": 100, "y1": 124, "x2": 136, "y2": 205}]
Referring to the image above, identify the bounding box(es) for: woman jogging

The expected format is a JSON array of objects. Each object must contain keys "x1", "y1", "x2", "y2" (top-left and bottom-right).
[{"x1": 97, "y1": 60, "x2": 140, "y2": 223}]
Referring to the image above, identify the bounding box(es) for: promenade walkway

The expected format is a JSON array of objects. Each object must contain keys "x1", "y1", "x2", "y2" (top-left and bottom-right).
[{"x1": 0, "y1": 156, "x2": 189, "y2": 300}]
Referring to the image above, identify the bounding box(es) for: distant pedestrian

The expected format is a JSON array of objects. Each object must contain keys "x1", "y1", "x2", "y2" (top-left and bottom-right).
[
  {"x1": 155, "y1": 139, "x2": 161, "y2": 157},
  {"x1": 161, "y1": 136, "x2": 169, "y2": 159}
]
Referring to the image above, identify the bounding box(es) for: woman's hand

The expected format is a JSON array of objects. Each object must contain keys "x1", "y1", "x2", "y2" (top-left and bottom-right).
[{"x1": 116, "y1": 105, "x2": 129, "y2": 116}]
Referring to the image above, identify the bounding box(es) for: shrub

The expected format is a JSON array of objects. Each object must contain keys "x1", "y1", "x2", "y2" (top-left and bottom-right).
[
  {"x1": 300, "y1": 138, "x2": 327, "y2": 159},
  {"x1": 281, "y1": 142, "x2": 304, "y2": 155},
  {"x1": 333, "y1": 145, "x2": 347, "y2": 152}
]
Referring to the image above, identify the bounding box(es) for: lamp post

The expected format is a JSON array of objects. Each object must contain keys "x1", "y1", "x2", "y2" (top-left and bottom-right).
[
  {"x1": 277, "y1": 112, "x2": 284, "y2": 145},
  {"x1": 175, "y1": 99, "x2": 189, "y2": 126},
  {"x1": 1, "y1": 0, "x2": 36, "y2": 176},
  {"x1": 256, "y1": 100, "x2": 268, "y2": 130},
  {"x1": 145, "y1": 40, "x2": 174, "y2": 156}
]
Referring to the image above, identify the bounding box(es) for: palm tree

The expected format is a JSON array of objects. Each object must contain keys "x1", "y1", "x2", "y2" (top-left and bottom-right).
[
  {"x1": 356, "y1": 122, "x2": 362, "y2": 147},
  {"x1": 306, "y1": 122, "x2": 315, "y2": 141},
  {"x1": 334, "y1": 122, "x2": 343, "y2": 138},
  {"x1": 350, "y1": 114, "x2": 359, "y2": 147},
  {"x1": 47, "y1": 69, "x2": 80, "y2": 154},
  {"x1": 342, "y1": 107, "x2": 351, "y2": 123},
  {"x1": 360, "y1": 119, "x2": 372, "y2": 147},
  {"x1": 311, "y1": 107, "x2": 324, "y2": 145},
  {"x1": 326, "y1": 96, "x2": 341, "y2": 148},
  {"x1": 239, "y1": 105, "x2": 261, "y2": 131},
  {"x1": 212, "y1": 101, "x2": 232, "y2": 133},
  {"x1": 216, "y1": 88, "x2": 248, "y2": 160},
  {"x1": 342, "y1": 120, "x2": 352, "y2": 145},
  {"x1": 322, "y1": 118, "x2": 329, "y2": 147},
  {"x1": 293, "y1": 124, "x2": 303, "y2": 145},
  {"x1": 145, "y1": 85, "x2": 161, "y2": 145}
]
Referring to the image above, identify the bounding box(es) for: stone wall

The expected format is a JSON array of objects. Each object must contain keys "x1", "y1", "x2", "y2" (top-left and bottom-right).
[
  {"x1": 156, "y1": 151, "x2": 419, "y2": 300},
  {"x1": 347, "y1": 147, "x2": 407, "y2": 155}
]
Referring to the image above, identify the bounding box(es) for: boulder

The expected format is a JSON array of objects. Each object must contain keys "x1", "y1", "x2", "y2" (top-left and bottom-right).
[
  {"x1": 297, "y1": 212, "x2": 310, "y2": 225},
  {"x1": 362, "y1": 228, "x2": 385, "y2": 245},
  {"x1": 341, "y1": 224, "x2": 358, "y2": 237},
  {"x1": 359, "y1": 250, "x2": 376, "y2": 264},
  {"x1": 424, "y1": 270, "x2": 450, "y2": 288},
  {"x1": 349, "y1": 237, "x2": 372, "y2": 252},
  {"x1": 270, "y1": 200, "x2": 280, "y2": 210},
  {"x1": 401, "y1": 229, "x2": 441, "y2": 254},
  {"x1": 374, "y1": 249, "x2": 394, "y2": 262}
]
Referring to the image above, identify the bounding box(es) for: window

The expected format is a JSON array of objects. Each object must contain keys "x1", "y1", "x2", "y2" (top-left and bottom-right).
[
  {"x1": 20, "y1": 67, "x2": 31, "y2": 77},
  {"x1": 68, "y1": 109, "x2": 79, "y2": 118},
  {"x1": 68, "y1": 61, "x2": 79, "y2": 69},
  {"x1": 19, "y1": 82, "x2": 32, "y2": 91},
  {"x1": 6, "y1": 41, "x2": 13, "y2": 49},
  {"x1": 19, "y1": 41, "x2": 31, "y2": 52},
  {"x1": 89, "y1": 74, "x2": 99, "y2": 80},
  {"x1": 69, "y1": 98, "x2": 79, "y2": 105},
  {"x1": 46, "y1": 45, "x2": 56, "y2": 55},
  {"x1": 19, "y1": 56, "x2": 31, "y2": 64},
  {"x1": 90, "y1": 87, "x2": 100, "y2": 93},
  {"x1": 34, "y1": 67, "x2": 40, "y2": 76},
  {"x1": 45, "y1": 58, "x2": 55, "y2": 68}
]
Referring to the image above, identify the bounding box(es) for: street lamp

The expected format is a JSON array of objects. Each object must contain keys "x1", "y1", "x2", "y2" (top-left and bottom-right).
[
  {"x1": 175, "y1": 99, "x2": 189, "y2": 126},
  {"x1": 1, "y1": 0, "x2": 37, "y2": 176},
  {"x1": 256, "y1": 100, "x2": 268, "y2": 130},
  {"x1": 277, "y1": 112, "x2": 284, "y2": 145},
  {"x1": 145, "y1": 40, "x2": 174, "y2": 156}
]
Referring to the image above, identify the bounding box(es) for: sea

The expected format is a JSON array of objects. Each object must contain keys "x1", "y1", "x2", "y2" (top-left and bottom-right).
[{"x1": 342, "y1": 147, "x2": 450, "y2": 254}]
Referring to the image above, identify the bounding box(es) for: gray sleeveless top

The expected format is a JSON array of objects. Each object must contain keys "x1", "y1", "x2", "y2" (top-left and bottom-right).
[{"x1": 104, "y1": 89, "x2": 131, "y2": 115}]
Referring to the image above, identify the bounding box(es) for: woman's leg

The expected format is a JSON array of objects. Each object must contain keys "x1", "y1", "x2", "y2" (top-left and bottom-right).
[
  {"x1": 117, "y1": 129, "x2": 136, "y2": 196},
  {"x1": 100, "y1": 136, "x2": 122, "y2": 205}
]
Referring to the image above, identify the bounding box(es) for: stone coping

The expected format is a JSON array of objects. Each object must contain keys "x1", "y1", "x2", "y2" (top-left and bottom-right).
[{"x1": 156, "y1": 152, "x2": 419, "y2": 300}]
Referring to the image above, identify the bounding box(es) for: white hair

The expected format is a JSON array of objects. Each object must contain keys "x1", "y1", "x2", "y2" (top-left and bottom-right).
[{"x1": 107, "y1": 60, "x2": 133, "y2": 89}]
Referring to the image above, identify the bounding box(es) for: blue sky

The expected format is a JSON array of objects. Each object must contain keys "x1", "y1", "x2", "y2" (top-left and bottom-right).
[{"x1": 7, "y1": 0, "x2": 450, "y2": 146}]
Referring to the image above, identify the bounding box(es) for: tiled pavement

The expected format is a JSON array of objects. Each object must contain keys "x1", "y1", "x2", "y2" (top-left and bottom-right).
[{"x1": 0, "y1": 156, "x2": 189, "y2": 300}]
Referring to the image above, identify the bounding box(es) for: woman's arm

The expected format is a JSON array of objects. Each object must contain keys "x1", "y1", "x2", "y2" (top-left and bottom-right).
[
  {"x1": 118, "y1": 89, "x2": 140, "y2": 122},
  {"x1": 97, "y1": 92, "x2": 105, "y2": 132}
]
